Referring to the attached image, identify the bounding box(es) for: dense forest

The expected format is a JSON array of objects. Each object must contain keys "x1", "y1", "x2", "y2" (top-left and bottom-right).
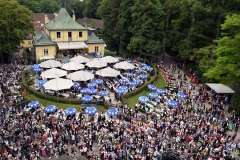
[{"x1": 8, "y1": 0, "x2": 240, "y2": 87}]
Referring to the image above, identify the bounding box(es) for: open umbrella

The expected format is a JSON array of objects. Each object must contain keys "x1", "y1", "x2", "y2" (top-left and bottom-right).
[
  {"x1": 156, "y1": 88, "x2": 166, "y2": 95},
  {"x1": 44, "y1": 105, "x2": 57, "y2": 113},
  {"x1": 126, "y1": 72, "x2": 134, "y2": 77},
  {"x1": 115, "y1": 88, "x2": 125, "y2": 94},
  {"x1": 32, "y1": 64, "x2": 40, "y2": 68},
  {"x1": 128, "y1": 81, "x2": 137, "y2": 86},
  {"x1": 86, "y1": 59, "x2": 107, "y2": 68},
  {"x1": 119, "y1": 78, "x2": 128, "y2": 83},
  {"x1": 133, "y1": 78, "x2": 142, "y2": 84},
  {"x1": 98, "y1": 91, "x2": 109, "y2": 96},
  {"x1": 95, "y1": 79, "x2": 104, "y2": 85},
  {"x1": 80, "y1": 88, "x2": 90, "y2": 94},
  {"x1": 34, "y1": 67, "x2": 42, "y2": 72},
  {"x1": 43, "y1": 78, "x2": 73, "y2": 91},
  {"x1": 64, "y1": 108, "x2": 77, "y2": 115},
  {"x1": 87, "y1": 82, "x2": 97, "y2": 88},
  {"x1": 82, "y1": 95, "x2": 93, "y2": 103},
  {"x1": 73, "y1": 82, "x2": 80, "y2": 88},
  {"x1": 67, "y1": 71, "x2": 94, "y2": 81},
  {"x1": 85, "y1": 107, "x2": 97, "y2": 115},
  {"x1": 148, "y1": 84, "x2": 157, "y2": 90},
  {"x1": 168, "y1": 100, "x2": 178, "y2": 107},
  {"x1": 139, "y1": 74, "x2": 148, "y2": 79},
  {"x1": 61, "y1": 61, "x2": 84, "y2": 71},
  {"x1": 39, "y1": 60, "x2": 62, "y2": 68},
  {"x1": 37, "y1": 80, "x2": 47, "y2": 85},
  {"x1": 177, "y1": 92, "x2": 187, "y2": 98},
  {"x1": 144, "y1": 66, "x2": 153, "y2": 71},
  {"x1": 107, "y1": 108, "x2": 120, "y2": 116},
  {"x1": 135, "y1": 69, "x2": 143, "y2": 74},
  {"x1": 118, "y1": 86, "x2": 128, "y2": 90},
  {"x1": 126, "y1": 60, "x2": 132, "y2": 63},
  {"x1": 88, "y1": 89, "x2": 97, "y2": 95},
  {"x1": 148, "y1": 92, "x2": 158, "y2": 99},
  {"x1": 28, "y1": 101, "x2": 40, "y2": 109},
  {"x1": 140, "y1": 63, "x2": 147, "y2": 66},
  {"x1": 138, "y1": 96, "x2": 149, "y2": 103},
  {"x1": 114, "y1": 61, "x2": 135, "y2": 70}
]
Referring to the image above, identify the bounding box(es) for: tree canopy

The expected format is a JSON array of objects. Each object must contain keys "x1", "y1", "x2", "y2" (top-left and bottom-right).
[
  {"x1": 0, "y1": 0, "x2": 34, "y2": 54},
  {"x1": 204, "y1": 14, "x2": 240, "y2": 86}
]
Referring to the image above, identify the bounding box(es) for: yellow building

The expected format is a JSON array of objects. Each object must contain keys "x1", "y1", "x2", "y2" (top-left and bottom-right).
[
  {"x1": 21, "y1": 34, "x2": 33, "y2": 48},
  {"x1": 33, "y1": 8, "x2": 105, "y2": 61}
]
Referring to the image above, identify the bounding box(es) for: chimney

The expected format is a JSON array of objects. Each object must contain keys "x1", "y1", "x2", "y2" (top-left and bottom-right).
[
  {"x1": 44, "y1": 14, "x2": 49, "y2": 24},
  {"x1": 72, "y1": 13, "x2": 76, "y2": 21}
]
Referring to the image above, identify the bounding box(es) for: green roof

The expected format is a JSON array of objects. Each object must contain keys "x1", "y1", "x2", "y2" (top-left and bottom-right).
[
  {"x1": 33, "y1": 29, "x2": 56, "y2": 46},
  {"x1": 45, "y1": 8, "x2": 87, "y2": 30},
  {"x1": 86, "y1": 33, "x2": 105, "y2": 44}
]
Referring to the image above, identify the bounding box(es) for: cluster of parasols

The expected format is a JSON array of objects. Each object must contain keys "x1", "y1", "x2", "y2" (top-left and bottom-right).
[
  {"x1": 138, "y1": 84, "x2": 188, "y2": 107},
  {"x1": 27, "y1": 100, "x2": 120, "y2": 117}
]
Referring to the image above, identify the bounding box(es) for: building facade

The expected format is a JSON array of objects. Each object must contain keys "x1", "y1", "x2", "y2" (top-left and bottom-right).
[{"x1": 32, "y1": 8, "x2": 105, "y2": 61}]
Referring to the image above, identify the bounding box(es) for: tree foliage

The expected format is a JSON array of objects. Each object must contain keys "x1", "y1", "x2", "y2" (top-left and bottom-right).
[
  {"x1": 204, "y1": 14, "x2": 240, "y2": 86},
  {"x1": 0, "y1": 0, "x2": 34, "y2": 53},
  {"x1": 39, "y1": 0, "x2": 60, "y2": 13}
]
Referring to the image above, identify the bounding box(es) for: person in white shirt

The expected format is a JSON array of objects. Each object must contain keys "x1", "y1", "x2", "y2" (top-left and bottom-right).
[{"x1": 48, "y1": 135, "x2": 53, "y2": 144}]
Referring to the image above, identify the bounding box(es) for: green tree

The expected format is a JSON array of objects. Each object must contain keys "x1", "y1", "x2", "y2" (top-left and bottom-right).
[
  {"x1": 17, "y1": 0, "x2": 40, "y2": 12},
  {"x1": 97, "y1": 0, "x2": 122, "y2": 51},
  {"x1": 204, "y1": 14, "x2": 240, "y2": 86},
  {"x1": 65, "y1": 0, "x2": 84, "y2": 19},
  {"x1": 83, "y1": 0, "x2": 102, "y2": 19},
  {"x1": 40, "y1": 0, "x2": 60, "y2": 13},
  {"x1": 0, "y1": 0, "x2": 34, "y2": 59},
  {"x1": 127, "y1": 0, "x2": 165, "y2": 55}
]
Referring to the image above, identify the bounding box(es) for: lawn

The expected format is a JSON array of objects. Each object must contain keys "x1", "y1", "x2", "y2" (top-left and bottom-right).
[
  {"x1": 24, "y1": 93, "x2": 107, "y2": 112},
  {"x1": 125, "y1": 74, "x2": 166, "y2": 107}
]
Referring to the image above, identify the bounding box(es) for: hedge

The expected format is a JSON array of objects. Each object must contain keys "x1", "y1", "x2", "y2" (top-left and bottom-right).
[
  {"x1": 120, "y1": 61, "x2": 158, "y2": 104},
  {"x1": 22, "y1": 71, "x2": 82, "y2": 105}
]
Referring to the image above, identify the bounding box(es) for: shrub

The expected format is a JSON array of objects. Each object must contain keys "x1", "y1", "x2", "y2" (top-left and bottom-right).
[{"x1": 104, "y1": 51, "x2": 116, "y2": 57}]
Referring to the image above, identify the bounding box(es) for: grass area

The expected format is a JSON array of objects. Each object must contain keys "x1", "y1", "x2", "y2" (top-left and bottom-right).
[
  {"x1": 125, "y1": 74, "x2": 166, "y2": 107},
  {"x1": 24, "y1": 93, "x2": 107, "y2": 112}
]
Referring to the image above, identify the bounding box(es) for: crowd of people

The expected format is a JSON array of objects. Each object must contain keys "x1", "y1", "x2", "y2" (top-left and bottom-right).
[{"x1": 0, "y1": 59, "x2": 239, "y2": 160}]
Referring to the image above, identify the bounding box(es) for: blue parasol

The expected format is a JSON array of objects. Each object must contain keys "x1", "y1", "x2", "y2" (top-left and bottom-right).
[
  {"x1": 148, "y1": 92, "x2": 158, "y2": 99},
  {"x1": 98, "y1": 91, "x2": 109, "y2": 96},
  {"x1": 28, "y1": 101, "x2": 40, "y2": 109},
  {"x1": 44, "y1": 105, "x2": 57, "y2": 113},
  {"x1": 168, "y1": 100, "x2": 178, "y2": 107},
  {"x1": 156, "y1": 88, "x2": 166, "y2": 95},
  {"x1": 84, "y1": 106, "x2": 97, "y2": 115},
  {"x1": 138, "y1": 96, "x2": 149, "y2": 103},
  {"x1": 126, "y1": 72, "x2": 134, "y2": 77},
  {"x1": 139, "y1": 74, "x2": 148, "y2": 79},
  {"x1": 37, "y1": 80, "x2": 47, "y2": 85},
  {"x1": 64, "y1": 108, "x2": 77, "y2": 115},
  {"x1": 177, "y1": 92, "x2": 187, "y2": 99},
  {"x1": 87, "y1": 82, "x2": 97, "y2": 88},
  {"x1": 80, "y1": 88, "x2": 90, "y2": 94},
  {"x1": 148, "y1": 84, "x2": 157, "y2": 90},
  {"x1": 95, "y1": 79, "x2": 104, "y2": 84},
  {"x1": 82, "y1": 95, "x2": 93, "y2": 103},
  {"x1": 73, "y1": 82, "x2": 80, "y2": 88},
  {"x1": 107, "y1": 108, "x2": 120, "y2": 116}
]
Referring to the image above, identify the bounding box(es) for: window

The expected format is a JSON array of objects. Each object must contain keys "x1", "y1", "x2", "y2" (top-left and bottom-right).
[
  {"x1": 44, "y1": 49, "x2": 48, "y2": 56},
  {"x1": 28, "y1": 41, "x2": 31, "y2": 45},
  {"x1": 57, "y1": 32, "x2": 61, "y2": 38},
  {"x1": 79, "y1": 32, "x2": 82, "y2": 37},
  {"x1": 95, "y1": 46, "x2": 99, "y2": 53}
]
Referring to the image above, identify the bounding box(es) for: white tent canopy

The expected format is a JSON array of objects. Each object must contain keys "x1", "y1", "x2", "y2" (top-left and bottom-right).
[
  {"x1": 61, "y1": 61, "x2": 85, "y2": 71},
  {"x1": 39, "y1": 60, "x2": 62, "y2": 68},
  {"x1": 40, "y1": 55, "x2": 55, "y2": 60},
  {"x1": 40, "y1": 68, "x2": 67, "y2": 79},
  {"x1": 43, "y1": 78, "x2": 73, "y2": 91},
  {"x1": 114, "y1": 61, "x2": 135, "y2": 70},
  {"x1": 67, "y1": 71, "x2": 94, "y2": 81},
  {"x1": 206, "y1": 83, "x2": 235, "y2": 93},
  {"x1": 70, "y1": 56, "x2": 90, "y2": 64},
  {"x1": 96, "y1": 67, "x2": 120, "y2": 77},
  {"x1": 85, "y1": 59, "x2": 107, "y2": 68},
  {"x1": 99, "y1": 56, "x2": 119, "y2": 63}
]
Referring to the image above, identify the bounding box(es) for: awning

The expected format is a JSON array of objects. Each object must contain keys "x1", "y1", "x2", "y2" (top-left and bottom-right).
[
  {"x1": 206, "y1": 83, "x2": 235, "y2": 94},
  {"x1": 57, "y1": 42, "x2": 88, "y2": 50},
  {"x1": 40, "y1": 55, "x2": 55, "y2": 60}
]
